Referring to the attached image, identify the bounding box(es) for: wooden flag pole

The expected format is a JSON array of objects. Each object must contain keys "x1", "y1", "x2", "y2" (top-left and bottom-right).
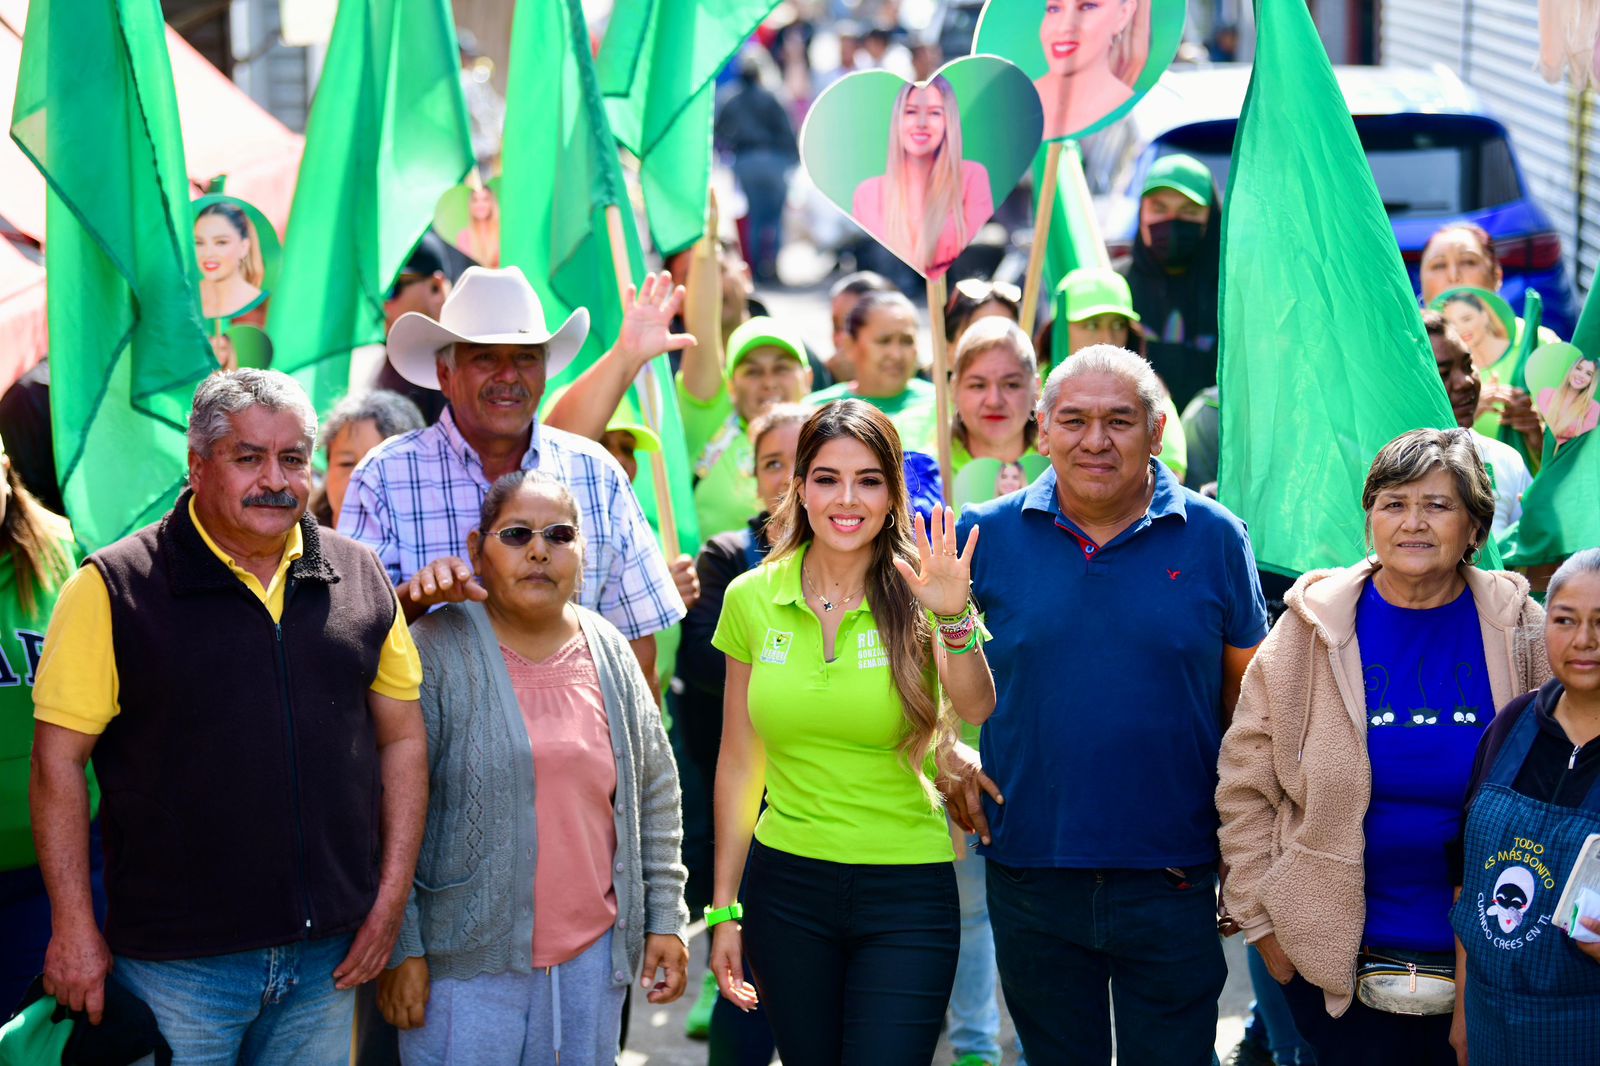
[
  {"x1": 604, "y1": 204, "x2": 680, "y2": 559},
  {"x1": 927, "y1": 273, "x2": 954, "y2": 499},
  {"x1": 1020, "y1": 140, "x2": 1063, "y2": 337}
]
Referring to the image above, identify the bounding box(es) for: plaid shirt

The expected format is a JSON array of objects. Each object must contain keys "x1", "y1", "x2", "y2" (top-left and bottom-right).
[{"x1": 339, "y1": 408, "x2": 684, "y2": 640}]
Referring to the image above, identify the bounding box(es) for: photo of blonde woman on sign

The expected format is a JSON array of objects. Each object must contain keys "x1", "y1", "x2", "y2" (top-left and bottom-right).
[
  {"x1": 851, "y1": 76, "x2": 993, "y2": 278},
  {"x1": 1034, "y1": 0, "x2": 1149, "y2": 140}
]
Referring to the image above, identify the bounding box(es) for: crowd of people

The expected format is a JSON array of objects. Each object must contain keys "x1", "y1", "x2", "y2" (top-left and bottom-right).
[{"x1": 3, "y1": 13, "x2": 1600, "y2": 1066}]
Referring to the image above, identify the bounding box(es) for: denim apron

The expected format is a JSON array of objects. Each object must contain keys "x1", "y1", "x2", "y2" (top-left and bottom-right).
[{"x1": 1449, "y1": 703, "x2": 1600, "y2": 1065}]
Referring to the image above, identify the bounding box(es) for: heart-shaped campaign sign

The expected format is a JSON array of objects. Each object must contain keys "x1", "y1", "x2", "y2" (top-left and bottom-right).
[
  {"x1": 800, "y1": 56, "x2": 1042, "y2": 279},
  {"x1": 975, "y1": 0, "x2": 1186, "y2": 143}
]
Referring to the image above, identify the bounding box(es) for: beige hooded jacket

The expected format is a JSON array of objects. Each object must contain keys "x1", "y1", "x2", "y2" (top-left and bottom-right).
[{"x1": 1216, "y1": 560, "x2": 1548, "y2": 1017}]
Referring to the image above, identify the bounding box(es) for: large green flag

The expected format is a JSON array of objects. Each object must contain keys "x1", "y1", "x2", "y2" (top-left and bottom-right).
[
  {"x1": 11, "y1": 0, "x2": 214, "y2": 550},
  {"x1": 597, "y1": 0, "x2": 778, "y2": 257},
  {"x1": 501, "y1": 0, "x2": 701, "y2": 551},
  {"x1": 266, "y1": 0, "x2": 473, "y2": 412},
  {"x1": 1216, "y1": 0, "x2": 1474, "y2": 577}
]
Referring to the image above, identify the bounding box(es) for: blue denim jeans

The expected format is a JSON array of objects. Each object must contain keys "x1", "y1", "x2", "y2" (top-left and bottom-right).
[
  {"x1": 948, "y1": 840, "x2": 1026, "y2": 1065},
  {"x1": 111, "y1": 933, "x2": 355, "y2": 1066},
  {"x1": 986, "y1": 862, "x2": 1226, "y2": 1066}
]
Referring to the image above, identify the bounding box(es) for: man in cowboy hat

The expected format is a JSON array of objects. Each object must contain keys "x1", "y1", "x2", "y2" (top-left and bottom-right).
[{"x1": 339, "y1": 265, "x2": 695, "y2": 681}]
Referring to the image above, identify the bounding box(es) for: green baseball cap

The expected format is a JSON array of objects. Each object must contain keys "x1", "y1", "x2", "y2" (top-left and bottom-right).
[
  {"x1": 1058, "y1": 268, "x2": 1140, "y2": 324},
  {"x1": 541, "y1": 384, "x2": 662, "y2": 453},
  {"x1": 1141, "y1": 154, "x2": 1214, "y2": 207},
  {"x1": 726, "y1": 316, "x2": 807, "y2": 377}
]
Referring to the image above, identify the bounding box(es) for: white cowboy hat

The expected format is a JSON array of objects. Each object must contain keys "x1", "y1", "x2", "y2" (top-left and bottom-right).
[{"x1": 386, "y1": 266, "x2": 590, "y2": 389}]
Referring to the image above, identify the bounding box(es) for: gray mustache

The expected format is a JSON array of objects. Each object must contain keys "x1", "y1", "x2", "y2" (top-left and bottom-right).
[{"x1": 243, "y1": 491, "x2": 299, "y2": 508}]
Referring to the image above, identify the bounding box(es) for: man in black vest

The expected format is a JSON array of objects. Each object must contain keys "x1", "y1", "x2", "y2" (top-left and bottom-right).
[{"x1": 30, "y1": 370, "x2": 426, "y2": 1064}]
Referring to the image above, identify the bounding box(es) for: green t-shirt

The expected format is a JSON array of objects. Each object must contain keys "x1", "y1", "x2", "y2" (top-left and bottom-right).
[
  {"x1": 808, "y1": 379, "x2": 940, "y2": 456},
  {"x1": 678, "y1": 377, "x2": 761, "y2": 540},
  {"x1": 1, "y1": 542, "x2": 99, "y2": 871},
  {"x1": 711, "y1": 546, "x2": 953, "y2": 865}
]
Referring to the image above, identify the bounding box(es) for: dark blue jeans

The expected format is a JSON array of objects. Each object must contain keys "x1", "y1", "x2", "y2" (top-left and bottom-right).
[
  {"x1": 740, "y1": 840, "x2": 959, "y2": 1066},
  {"x1": 1280, "y1": 974, "x2": 1453, "y2": 1066},
  {"x1": 986, "y1": 862, "x2": 1227, "y2": 1066}
]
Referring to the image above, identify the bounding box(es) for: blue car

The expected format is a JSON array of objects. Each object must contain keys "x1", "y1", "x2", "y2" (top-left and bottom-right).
[{"x1": 1081, "y1": 64, "x2": 1578, "y2": 337}]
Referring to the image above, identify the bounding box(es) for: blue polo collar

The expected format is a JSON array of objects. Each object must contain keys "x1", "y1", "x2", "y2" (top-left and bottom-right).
[{"x1": 1023, "y1": 459, "x2": 1187, "y2": 551}]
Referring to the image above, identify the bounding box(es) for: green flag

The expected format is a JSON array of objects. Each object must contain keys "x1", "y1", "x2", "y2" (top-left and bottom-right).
[
  {"x1": 1034, "y1": 141, "x2": 1109, "y2": 298},
  {"x1": 266, "y1": 0, "x2": 473, "y2": 412},
  {"x1": 11, "y1": 0, "x2": 214, "y2": 551},
  {"x1": 1500, "y1": 429, "x2": 1600, "y2": 568},
  {"x1": 502, "y1": 0, "x2": 701, "y2": 551},
  {"x1": 597, "y1": 0, "x2": 778, "y2": 257},
  {"x1": 1216, "y1": 0, "x2": 1481, "y2": 577}
]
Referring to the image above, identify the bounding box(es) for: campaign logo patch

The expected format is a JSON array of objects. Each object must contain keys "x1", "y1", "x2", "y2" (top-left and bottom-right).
[{"x1": 760, "y1": 628, "x2": 794, "y2": 665}]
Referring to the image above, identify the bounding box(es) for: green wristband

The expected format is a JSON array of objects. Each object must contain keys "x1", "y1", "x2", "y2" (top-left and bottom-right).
[{"x1": 704, "y1": 902, "x2": 744, "y2": 928}]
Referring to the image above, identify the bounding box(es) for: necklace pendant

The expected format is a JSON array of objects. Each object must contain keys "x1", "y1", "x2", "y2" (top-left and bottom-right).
[{"x1": 822, "y1": 599, "x2": 835, "y2": 611}]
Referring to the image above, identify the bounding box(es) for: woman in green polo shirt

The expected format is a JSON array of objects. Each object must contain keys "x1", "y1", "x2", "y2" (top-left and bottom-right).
[
  {"x1": 708, "y1": 400, "x2": 995, "y2": 1065},
  {"x1": 0, "y1": 451, "x2": 86, "y2": 1010},
  {"x1": 807, "y1": 291, "x2": 939, "y2": 455}
]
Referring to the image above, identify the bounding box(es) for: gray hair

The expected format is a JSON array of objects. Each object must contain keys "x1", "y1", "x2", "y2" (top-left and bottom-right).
[
  {"x1": 1548, "y1": 548, "x2": 1600, "y2": 603},
  {"x1": 318, "y1": 390, "x2": 425, "y2": 454},
  {"x1": 1037, "y1": 344, "x2": 1163, "y2": 434},
  {"x1": 1361, "y1": 428, "x2": 1496, "y2": 562},
  {"x1": 187, "y1": 369, "x2": 318, "y2": 457}
]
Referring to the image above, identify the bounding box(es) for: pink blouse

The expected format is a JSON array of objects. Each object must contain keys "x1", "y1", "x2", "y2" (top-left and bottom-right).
[
  {"x1": 851, "y1": 160, "x2": 994, "y2": 277},
  {"x1": 501, "y1": 634, "x2": 618, "y2": 967}
]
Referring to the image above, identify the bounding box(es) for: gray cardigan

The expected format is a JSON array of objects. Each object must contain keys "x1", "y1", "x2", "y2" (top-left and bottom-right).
[{"x1": 394, "y1": 601, "x2": 689, "y2": 985}]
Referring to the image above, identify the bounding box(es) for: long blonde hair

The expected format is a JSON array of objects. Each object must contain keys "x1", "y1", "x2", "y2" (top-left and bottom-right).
[
  {"x1": 767, "y1": 401, "x2": 953, "y2": 804},
  {"x1": 883, "y1": 76, "x2": 967, "y2": 272},
  {"x1": 1109, "y1": 0, "x2": 1150, "y2": 88},
  {"x1": 1547, "y1": 357, "x2": 1600, "y2": 440}
]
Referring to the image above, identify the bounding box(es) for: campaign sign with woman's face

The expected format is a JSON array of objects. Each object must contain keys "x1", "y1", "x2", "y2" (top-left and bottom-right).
[
  {"x1": 1430, "y1": 286, "x2": 1515, "y2": 369},
  {"x1": 1527, "y1": 342, "x2": 1600, "y2": 449},
  {"x1": 192, "y1": 194, "x2": 280, "y2": 323},
  {"x1": 800, "y1": 56, "x2": 1042, "y2": 279},
  {"x1": 435, "y1": 177, "x2": 503, "y2": 268},
  {"x1": 974, "y1": 0, "x2": 1185, "y2": 143},
  {"x1": 952, "y1": 454, "x2": 1050, "y2": 512}
]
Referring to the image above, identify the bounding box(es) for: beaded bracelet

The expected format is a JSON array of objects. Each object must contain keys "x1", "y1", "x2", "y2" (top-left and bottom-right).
[{"x1": 944, "y1": 627, "x2": 981, "y2": 656}]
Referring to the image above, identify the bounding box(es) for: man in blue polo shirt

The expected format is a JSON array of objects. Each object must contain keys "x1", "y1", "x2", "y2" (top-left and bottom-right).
[{"x1": 958, "y1": 345, "x2": 1267, "y2": 1066}]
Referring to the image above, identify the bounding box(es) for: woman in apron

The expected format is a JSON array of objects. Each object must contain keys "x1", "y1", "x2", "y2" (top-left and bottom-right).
[{"x1": 1453, "y1": 547, "x2": 1600, "y2": 1064}]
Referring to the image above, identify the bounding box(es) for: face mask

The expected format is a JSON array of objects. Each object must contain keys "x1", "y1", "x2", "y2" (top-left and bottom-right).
[{"x1": 1146, "y1": 219, "x2": 1205, "y2": 269}]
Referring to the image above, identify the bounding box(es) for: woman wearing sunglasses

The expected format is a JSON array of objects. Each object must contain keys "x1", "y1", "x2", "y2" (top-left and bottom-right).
[
  {"x1": 945, "y1": 277, "x2": 1021, "y2": 351},
  {"x1": 377, "y1": 470, "x2": 690, "y2": 1065}
]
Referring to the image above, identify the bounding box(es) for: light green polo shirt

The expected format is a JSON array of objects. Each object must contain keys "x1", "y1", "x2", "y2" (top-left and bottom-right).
[
  {"x1": 712, "y1": 546, "x2": 953, "y2": 865},
  {"x1": 678, "y1": 376, "x2": 760, "y2": 539},
  {"x1": 808, "y1": 379, "x2": 939, "y2": 456}
]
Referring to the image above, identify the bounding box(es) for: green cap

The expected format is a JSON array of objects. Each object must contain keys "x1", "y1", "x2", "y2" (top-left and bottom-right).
[
  {"x1": 726, "y1": 316, "x2": 807, "y2": 377},
  {"x1": 1141, "y1": 154, "x2": 1214, "y2": 207},
  {"x1": 541, "y1": 384, "x2": 662, "y2": 454},
  {"x1": 1057, "y1": 268, "x2": 1139, "y2": 324}
]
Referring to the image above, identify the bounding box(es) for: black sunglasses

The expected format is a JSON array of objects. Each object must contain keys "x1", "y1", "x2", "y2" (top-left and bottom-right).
[{"x1": 489, "y1": 523, "x2": 579, "y2": 548}]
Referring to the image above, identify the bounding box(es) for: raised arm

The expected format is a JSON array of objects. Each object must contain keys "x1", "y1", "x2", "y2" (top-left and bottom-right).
[
  {"x1": 677, "y1": 197, "x2": 726, "y2": 406},
  {"x1": 543, "y1": 271, "x2": 694, "y2": 442}
]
